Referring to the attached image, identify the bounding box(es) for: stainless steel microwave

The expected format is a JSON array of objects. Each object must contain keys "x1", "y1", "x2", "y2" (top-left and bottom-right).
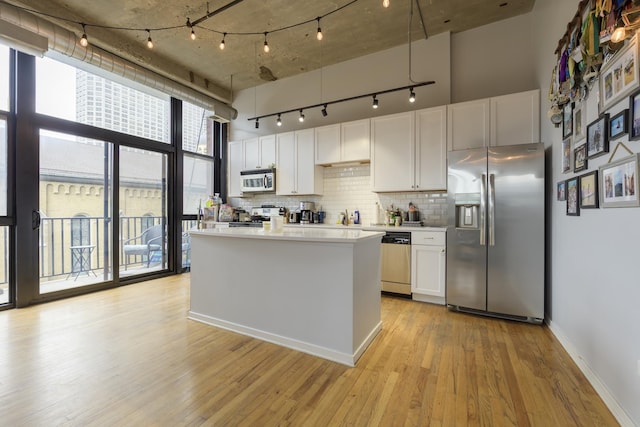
[{"x1": 240, "y1": 168, "x2": 276, "y2": 193}]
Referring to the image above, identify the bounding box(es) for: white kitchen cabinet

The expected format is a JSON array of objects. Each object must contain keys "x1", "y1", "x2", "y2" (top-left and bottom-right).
[
  {"x1": 227, "y1": 140, "x2": 244, "y2": 198},
  {"x1": 244, "y1": 135, "x2": 276, "y2": 170},
  {"x1": 277, "y1": 129, "x2": 323, "y2": 195},
  {"x1": 371, "y1": 111, "x2": 415, "y2": 192},
  {"x1": 490, "y1": 89, "x2": 540, "y2": 146},
  {"x1": 315, "y1": 119, "x2": 370, "y2": 165},
  {"x1": 411, "y1": 231, "x2": 446, "y2": 305},
  {"x1": 371, "y1": 108, "x2": 445, "y2": 192},
  {"x1": 415, "y1": 106, "x2": 447, "y2": 190},
  {"x1": 447, "y1": 89, "x2": 541, "y2": 151},
  {"x1": 447, "y1": 98, "x2": 491, "y2": 151},
  {"x1": 243, "y1": 137, "x2": 260, "y2": 170}
]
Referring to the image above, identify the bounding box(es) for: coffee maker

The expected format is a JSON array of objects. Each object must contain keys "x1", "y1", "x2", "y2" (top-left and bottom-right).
[{"x1": 299, "y1": 201, "x2": 315, "y2": 224}]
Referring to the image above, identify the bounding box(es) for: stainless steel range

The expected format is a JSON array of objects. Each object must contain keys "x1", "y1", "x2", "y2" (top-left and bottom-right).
[{"x1": 228, "y1": 206, "x2": 285, "y2": 228}]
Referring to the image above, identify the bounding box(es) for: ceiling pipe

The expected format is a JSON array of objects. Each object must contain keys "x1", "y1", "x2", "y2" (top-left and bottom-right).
[{"x1": 0, "y1": 2, "x2": 238, "y2": 121}]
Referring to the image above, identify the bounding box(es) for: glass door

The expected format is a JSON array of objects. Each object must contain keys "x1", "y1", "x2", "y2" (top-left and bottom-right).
[
  {"x1": 39, "y1": 130, "x2": 113, "y2": 293},
  {"x1": 119, "y1": 147, "x2": 168, "y2": 277}
]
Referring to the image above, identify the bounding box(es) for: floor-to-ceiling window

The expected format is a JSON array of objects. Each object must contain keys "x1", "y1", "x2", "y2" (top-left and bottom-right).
[{"x1": 0, "y1": 44, "x2": 12, "y2": 306}]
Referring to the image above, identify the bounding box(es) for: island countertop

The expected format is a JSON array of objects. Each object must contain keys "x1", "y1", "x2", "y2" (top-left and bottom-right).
[{"x1": 189, "y1": 227, "x2": 384, "y2": 243}]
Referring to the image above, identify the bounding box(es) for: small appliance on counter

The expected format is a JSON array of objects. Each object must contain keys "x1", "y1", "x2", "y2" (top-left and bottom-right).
[
  {"x1": 229, "y1": 205, "x2": 286, "y2": 228},
  {"x1": 299, "y1": 201, "x2": 315, "y2": 224},
  {"x1": 289, "y1": 210, "x2": 300, "y2": 223}
]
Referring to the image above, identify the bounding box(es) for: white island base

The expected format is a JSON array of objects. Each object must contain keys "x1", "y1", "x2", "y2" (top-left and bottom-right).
[{"x1": 188, "y1": 228, "x2": 384, "y2": 366}]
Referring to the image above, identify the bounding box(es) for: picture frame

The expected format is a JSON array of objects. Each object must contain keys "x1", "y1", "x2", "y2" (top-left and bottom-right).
[
  {"x1": 587, "y1": 114, "x2": 609, "y2": 159},
  {"x1": 579, "y1": 170, "x2": 599, "y2": 209},
  {"x1": 573, "y1": 144, "x2": 588, "y2": 172},
  {"x1": 599, "y1": 33, "x2": 640, "y2": 112},
  {"x1": 562, "y1": 102, "x2": 573, "y2": 139},
  {"x1": 573, "y1": 102, "x2": 587, "y2": 146},
  {"x1": 628, "y1": 87, "x2": 640, "y2": 140},
  {"x1": 609, "y1": 109, "x2": 628, "y2": 139},
  {"x1": 566, "y1": 176, "x2": 580, "y2": 216},
  {"x1": 599, "y1": 153, "x2": 640, "y2": 208},
  {"x1": 557, "y1": 181, "x2": 566, "y2": 201},
  {"x1": 562, "y1": 138, "x2": 572, "y2": 174}
]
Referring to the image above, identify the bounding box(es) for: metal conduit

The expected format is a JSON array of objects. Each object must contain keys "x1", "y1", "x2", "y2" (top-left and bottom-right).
[{"x1": 0, "y1": 2, "x2": 237, "y2": 121}]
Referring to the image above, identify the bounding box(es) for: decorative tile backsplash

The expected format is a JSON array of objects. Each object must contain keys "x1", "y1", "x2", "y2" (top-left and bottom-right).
[{"x1": 230, "y1": 164, "x2": 448, "y2": 226}]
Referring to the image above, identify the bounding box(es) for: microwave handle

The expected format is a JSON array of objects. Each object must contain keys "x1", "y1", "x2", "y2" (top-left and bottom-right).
[{"x1": 263, "y1": 174, "x2": 267, "y2": 189}]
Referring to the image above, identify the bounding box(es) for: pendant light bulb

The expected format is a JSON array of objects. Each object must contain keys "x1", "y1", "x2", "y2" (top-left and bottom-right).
[
  {"x1": 191, "y1": 28, "x2": 196, "y2": 40},
  {"x1": 263, "y1": 32, "x2": 270, "y2": 53},
  {"x1": 276, "y1": 114, "x2": 282, "y2": 127},
  {"x1": 146, "y1": 30, "x2": 153, "y2": 49},
  {"x1": 409, "y1": 88, "x2": 416, "y2": 103},
  {"x1": 383, "y1": 0, "x2": 390, "y2": 8},
  {"x1": 316, "y1": 18, "x2": 323, "y2": 41},
  {"x1": 220, "y1": 33, "x2": 226, "y2": 50},
  {"x1": 79, "y1": 24, "x2": 88, "y2": 47},
  {"x1": 299, "y1": 110, "x2": 305, "y2": 123},
  {"x1": 372, "y1": 95, "x2": 379, "y2": 109}
]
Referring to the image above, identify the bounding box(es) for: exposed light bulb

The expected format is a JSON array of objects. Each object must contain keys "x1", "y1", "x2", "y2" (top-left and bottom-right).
[
  {"x1": 372, "y1": 96, "x2": 379, "y2": 109},
  {"x1": 220, "y1": 33, "x2": 226, "y2": 50},
  {"x1": 383, "y1": 0, "x2": 390, "y2": 8},
  {"x1": 80, "y1": 33, "x2": 88, "y2": 47},
  {"x1": 409, "y1": 88, "x2": 416, "y2": 103},
  {"x1": 276, "y1": 114, "x2": 282, "y2": 126},
  {"x1": 299, "y1": 110, "x2": 305, "y2": 122},
  {"x1": 191, "y1": 29, "x2": 196, "y2": 40},
  {"x1": 146, "y1": 30, "x2": 153, "y2": 49},
  {"x1": 611, "y1": 26, "x2": 626, "y2": 43},
  {"x1": 263, "y1": 32, "x2": 270, "y2": 53},
  {"x1": 316, "y1": 18, "x2": 323, "y2": 41}
]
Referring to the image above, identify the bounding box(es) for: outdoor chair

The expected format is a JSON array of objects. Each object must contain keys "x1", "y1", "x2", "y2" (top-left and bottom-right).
[{"x1": 122, "y1": 224, "x2": 164, "y2": 269}]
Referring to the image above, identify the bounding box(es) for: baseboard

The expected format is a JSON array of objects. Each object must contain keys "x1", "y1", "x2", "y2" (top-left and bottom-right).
[
  {"x1": 546, "y1": 319, "x2": 635, "y2": 427},
  {"x1": 188, "y1": 311, "x2": 380, "y2": 367}
]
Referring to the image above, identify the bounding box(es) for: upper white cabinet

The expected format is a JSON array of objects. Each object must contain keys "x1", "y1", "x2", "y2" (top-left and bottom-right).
[
  {"x1": 371, "y1": 107, "x2": 446, "y2": 192},
  {"x1": 315, "y1": 119, "x2": 370, "y2": 165},
  {"x1": 228, "y1": 140, "x2": 244, "y2": 198},
  {"x1": 415, "y1": 106, "x2": 447, "y2": 191},
  {"x1": 244, "y1": 135, "x2": 276, "y2": 170},
  {"x1": 490, "y1": 89, "x2": 540, "y2": 146},
  {"x1": 371, "y1": 112, "x2": 415, "y2": 192},
  {"x1": 447, "y1": 98, "x2": 491, "y2": 151},
  {"x1": 277, "y1": 129, "x2": 323, "y2": 195},
  {"x1": 447, "y1": 89, "x2": 541, "y2": 151}
]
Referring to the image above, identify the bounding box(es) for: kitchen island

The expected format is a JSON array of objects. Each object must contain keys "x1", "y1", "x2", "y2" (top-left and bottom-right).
[{"x1": 188, "y1": 227, "x2": 385, "y2": 366}]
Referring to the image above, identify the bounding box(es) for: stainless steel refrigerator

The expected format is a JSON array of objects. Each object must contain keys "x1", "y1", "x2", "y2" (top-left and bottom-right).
[{"x1": 446, "y1": 143, "x2": 544, "y2": 324}]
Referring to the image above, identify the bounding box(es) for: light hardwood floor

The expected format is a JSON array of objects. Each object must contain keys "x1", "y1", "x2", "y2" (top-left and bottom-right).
[{"x1": 0, "y1": 274, "x2": 618, "y2": 426}]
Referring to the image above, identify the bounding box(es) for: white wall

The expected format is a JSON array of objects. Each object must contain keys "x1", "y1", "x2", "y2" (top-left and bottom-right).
[
  {"x1": 451, "y1": 13, "x2": 536, "y2": 102},
  {"x1": 532, "y1": 0, "x2": 640, "y2": 425}
]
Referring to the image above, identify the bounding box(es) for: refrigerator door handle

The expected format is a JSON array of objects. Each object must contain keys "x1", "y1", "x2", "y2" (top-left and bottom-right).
[
  {"x1": 488, "y1": 173, "x2": 496, "y2": 246},
  {"x1": 480, "y1": 174, "x2": 487, "y2": 246}
]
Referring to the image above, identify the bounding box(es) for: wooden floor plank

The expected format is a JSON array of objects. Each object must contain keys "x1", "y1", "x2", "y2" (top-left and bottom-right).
[{"x1": 0, "y1": 274, "x2": 619, "y2": 426}]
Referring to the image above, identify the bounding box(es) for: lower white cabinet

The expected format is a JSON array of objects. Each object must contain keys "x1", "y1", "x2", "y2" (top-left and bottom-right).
[{"x1": 411, "y1": 231, "x2": 446, "y2": 305}]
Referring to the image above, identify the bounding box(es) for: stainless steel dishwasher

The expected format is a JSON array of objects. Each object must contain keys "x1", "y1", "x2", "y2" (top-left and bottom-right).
[{"x1": 380, "y1": 231, "x2": 411, "y2": 296}]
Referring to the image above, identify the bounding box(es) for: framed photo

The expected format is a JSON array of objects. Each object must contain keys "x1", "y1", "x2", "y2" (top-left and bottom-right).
[
  {"x1": 574, "y1": 144, "x2": 588, "y2": 172},
  {"x1": 557, "y1": 181, "x2": 566, "y2": 201},
  {"x1": 599, "y1": 153, "x2": 640, "y2": 207},
  {"x1": 562, "y1": 102, "x2": 573, "y2": 139},
  {"x1": 573, "y1": 102, "x2": 587, "y2": 145},
  {"x1": 579, "y1": 170, "x2": 599, "y2": 209},
  {"x1": 599, "y1": 33, "x2": 640, "y2": 112},
  {"x1": 609, "y1": 109, "x2": 628, "y2": 139},
  {"x1": 587, "y1": 114, "x2": 609, "y2": 159},
  {"x1": 562, "y1": 138, "x2": 572, "y2": 174},
  {"x1": 628, "y1": 87, "x2": 640, "y2": 140},
  {"x1": 566, "y1": 176, "x2": 580, "y2": 216}
]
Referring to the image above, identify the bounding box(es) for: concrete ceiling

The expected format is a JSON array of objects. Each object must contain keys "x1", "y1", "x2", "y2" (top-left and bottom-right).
[{"x1": 6, "y1": 0, "x2": 535, "y2": 103}]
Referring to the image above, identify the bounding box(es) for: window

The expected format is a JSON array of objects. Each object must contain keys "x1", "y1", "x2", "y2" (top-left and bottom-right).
[
  {"x1": 183, "y1": 154, "x2": 214, "y2": 215},
  {"x1": 0, "y1": 44, "x2": 8, "y2": 112},
  {"x1": 36, "y1": 57, "x2": 171, "y2": 143},
  {"x1": 0, "y1": 117, "x2": 6, "y2": 216},
  {"x1": 183, "y1": 102, "x2": 213, "y2": 155}
]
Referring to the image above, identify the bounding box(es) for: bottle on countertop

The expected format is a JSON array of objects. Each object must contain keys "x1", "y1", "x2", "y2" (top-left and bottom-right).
[{"x1": 354, "y1": 209, "x2": 360, "y2": 225}]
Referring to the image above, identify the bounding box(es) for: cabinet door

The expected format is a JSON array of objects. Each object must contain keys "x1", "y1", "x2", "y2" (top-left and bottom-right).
[
  {"x1": 341, "y1": 118, "x2": 370, "y2": 162},
  {"x1": 415, "y1": 106, "x2": 447, "y2": 191},
  {"x1": 228, "y1": 140, "x2": 244, "y2": 197},
  {"x1": 295, "y1": 128, "x2": 323, "y2": 195},
  {"x1": 243, "y1": 137, "x2": 260, "y2": 170},
  {"x1": 490, "y1": 89, "x2": 540, "y2": 146},
  {"x1": 259, "y1": 135, "x2": 276, "y2": 168},
  {"x1": 411, "y1": 245, "x2": 446, "y2": 299},
  {"x1": 371, "y1": 112, "x2": 415, "y2": 192},
  {"x1": 276, "y1": 132, "x2": 296, "y2": 195},
  {"x1": 447, "y1": 98, "x2": 491, "y2": 151},
  {"x1": 315, "y1": 124, "x2": 341, "y2": 165}
]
